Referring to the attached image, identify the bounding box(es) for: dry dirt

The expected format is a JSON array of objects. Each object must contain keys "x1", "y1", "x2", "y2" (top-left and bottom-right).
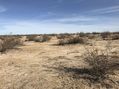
[{"x1": 0, "y1": 38, "x2": 119, "y2": 89}]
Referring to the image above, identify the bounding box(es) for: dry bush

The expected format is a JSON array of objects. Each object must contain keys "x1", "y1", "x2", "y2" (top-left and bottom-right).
[
  {"x1": 87, "y1": 34, "x2": 97, "y2": 40},
  {"x1": 100, "y1": 32, "x2": 110, "y2": 40},
  {"x1": 0, "y1": 37, "x2": 23, "y2": 52},
  {"x1": 27, "y1": 35, "x2": 51, "y2": 42},
  {"x1": 111, "y1": 34, "x2": 119, "y2": 40},
  {"x1": 82, "y1": 44, "x2": 119, "y2": 80},
  {"x1": 58, "y1": 36, "x2": 87, "y2": 45},
  {"x1": 27, "y1": 35, "x2": 37, "y2": 41},
  {"x1": 20, "y1": 36, "x2": 28, "y2": 42},
  {"x1": 56, "y1": 35, "x2": 66, "y2": 39},
  {"x1": 0, "y1": 39, "x2": 4, "y2": 52},
  {"x1": 34, "y1": 35, "x2": 51, "y2": 42},
  {"x1": 79, "y1": 32, "x2": 86, "y2": 37},
  {"x1": 56, "y1": 34, "x2": 71, "y2": 39}
]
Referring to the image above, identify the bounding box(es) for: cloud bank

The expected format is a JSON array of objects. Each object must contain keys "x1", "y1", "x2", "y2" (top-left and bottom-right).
[
  {"x1": 0, "y1": 19, "x2": 119, "y2": 35},
  {"x1": 90, "y1": 5, "x2": 119, "y2": 14}
]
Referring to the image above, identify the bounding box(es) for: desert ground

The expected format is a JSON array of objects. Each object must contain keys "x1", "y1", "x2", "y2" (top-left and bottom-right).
[{"x1": 0, "y1": 36, "x2": 119, "y2": 89}]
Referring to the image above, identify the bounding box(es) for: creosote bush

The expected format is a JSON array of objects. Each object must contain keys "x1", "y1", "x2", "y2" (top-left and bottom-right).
[
  {"x1": 111, "y1": 34, "x2": 119, "y2": 40},
  {"x1": 27, "y1": 35, "x2": 37, "y2": 41},
  {"x1": 27, "y1": 35, "x2": 51, "y2": 42},
  {"x1": 82, "y1": 44, "x2": 119, "y2": 80},
  {"x1": 56, "y1": 34, "x2": 71, "y2": 39},
  {"x1": 100, "y1": 32, "x2": 110, "y2": 40},
  {"x1": 34, "y1": 35, "x2": 51, "y2": 42},
  {"x1": 0, "y1": 37, "x2": 23, "y2": 52},
  {"x1": 58, "y1": 36, "x2": 87, "y2": 45}
]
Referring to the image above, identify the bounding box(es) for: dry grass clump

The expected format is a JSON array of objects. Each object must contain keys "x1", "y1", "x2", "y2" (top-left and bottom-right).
[
  {"x1": 34, "y1": 35, "x2": 51, "y2": 42},
  {"x1": 82, "y1": 46, "x2": 119, "y2": 80},
  {"x1": 58, "y1": 36, "x2": 87, "y2": 45},
  {"x1": 0, "y1": 37, "x2": 23, "y2": 52}
]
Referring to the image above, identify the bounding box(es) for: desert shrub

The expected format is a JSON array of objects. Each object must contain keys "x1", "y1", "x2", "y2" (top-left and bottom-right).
[
  {"x1": 27, "y1": 35, "x2": 51, "y2": 42},
  {"x1": 101, "y1": 32, "x2": 110, "y2": 40},
  {"x1": 58, "y1": 36, "x2": 87, "y2": 45},
  {"x1": 111, "y1": 34, "x2": 119, "y2": 40},
  {"x1": 56, "y1": 34, "x2": 71, "y2": 39},
  {"x1": 20, "y1": 36, "x2": 28, "y2": 42},
  {"x1": 34, "y1": 35, "x2": 51, "y2": 42},
  {"x1": 0, "y1": 39, "x2": 4, "y2": 52},
  {"x1": 27, "y1": 35, "x2": 37, "y2": 41},
  {"x1": 58, "y1": 39, "x2": 69, "y2": 45},
  {"x1": 88, "y1": 34, "x2": 96, "y2": 39},
  {"x1": 83, "y1": 49, "x2": 109, "y2": 79},
  {"x1": 82, "y1": 45, "x2": 119, "y2": 80},
  {"x1": 0, "y1": 37, "x2": 23, "y2": 52},
  {"x1": 79, "y1": 32, "x2": 86, "y2": 37},
  {"x1": 92, "y1": 32, "x2": 100, "y2": 34},
  {"x1": 56, "y1": 35, "x2": 65, "y2": 39}
]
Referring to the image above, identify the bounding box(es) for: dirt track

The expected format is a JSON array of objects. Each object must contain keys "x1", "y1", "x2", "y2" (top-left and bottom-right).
[{"x1": 0, "y1": 39, "x2": 119, "y2": 89}]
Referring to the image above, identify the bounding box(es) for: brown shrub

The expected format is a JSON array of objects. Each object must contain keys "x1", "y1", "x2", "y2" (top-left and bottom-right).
[
  {"x1": 0, "y1": 39, "x2": 4, "y2": 52},
  {"x1": 82, "y1": 46, "x2": 119, "y2": 80},
  {"x1": 111, "y1": 34, "x2": 119, "y2": 40},
  {"x1": 79, "y1": 32, "x2": 86, "y2": 37},
  {"x1": 34, "y1": 35, "x2": 51, "y2": 42},
  {"x1": 27, "y1": 35, "x2": 37, "y2": 41},
  {"x1": 58, "y1": 36, "x2": 87, "y2": 45},
  {"x1": 56, "y1": 34, "x2": 71, "y2": 39},
  {"x1": 100, "y1": 32, "x2": 110, "y2": 40},
  {"x1": 0, "y1": 37, "x2": 23, "y2": 52},
  {"x1": 20, "y1": 36, "x2": 28, "y2": 42}
]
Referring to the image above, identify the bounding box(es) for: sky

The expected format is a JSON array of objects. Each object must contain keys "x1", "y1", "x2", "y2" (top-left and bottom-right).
[{"x1": 0, "y1": 0, "x2": 119, "y2": 34}]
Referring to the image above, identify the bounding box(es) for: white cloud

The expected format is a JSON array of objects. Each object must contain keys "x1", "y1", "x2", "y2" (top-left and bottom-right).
[
  {"x1": 90, "y1": 5, "x2": 119, "y2": 14},
  {"x1": 55, "y1": 17, "x2": 97, "y2": 22},
  {"x1": 0, "y1": 20, "x2": 119, "y2": 35},
  {"x1": 0, "y1": 15, "x2": 119, "y2": 35},
  {"x1": 0, "y1": 6, "x2": 7, "y2": 13},
  {"x1": 41, "y1": 16, "x2": 98, "y2": 24}
]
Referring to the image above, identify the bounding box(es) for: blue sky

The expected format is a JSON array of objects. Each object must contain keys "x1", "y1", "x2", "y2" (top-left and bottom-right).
[{"x1": 0, "y1": 0, "x2": 119, "y2": 34}]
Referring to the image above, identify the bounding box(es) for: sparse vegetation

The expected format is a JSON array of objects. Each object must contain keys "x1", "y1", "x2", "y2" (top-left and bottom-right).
[
  {"x1": 27, "y1": 35, "x2": 37, "y2": 41},
  {"x1": 79, "y1": 32, "x2": 86, "y2": 37},
  {"x1": 34, "y1": 35, "x2": 51, "y2": 42},
  {"x1": 27, "y1": 35, "x2": 51, "y2": 42},
  {"x1": 82, "y1": 44, "x2": 119, "y2": 80},
  {"x1": 111, "y1": 34, "x2": 119, "y2": 40},
  {"x1": 0, "y1": 37, "x2": 23, "y2": 52},
  {"x1": 58, "y1": 36, "x2": 88, "y2": 45},
  {"x1": 56, "y1": 34, "x2": 71, "y2": 39},
  {"x1": 0, "y1": 32, "x2": 119, "y2": 89},
  {"x1": 100, "y1": 31, "x2": 111, "y2": 40}
]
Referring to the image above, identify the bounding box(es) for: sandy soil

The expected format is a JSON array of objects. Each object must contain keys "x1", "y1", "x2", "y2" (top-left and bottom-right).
[{"x1": 0, "y1": 38, "x2": 119, "y2": 89}]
